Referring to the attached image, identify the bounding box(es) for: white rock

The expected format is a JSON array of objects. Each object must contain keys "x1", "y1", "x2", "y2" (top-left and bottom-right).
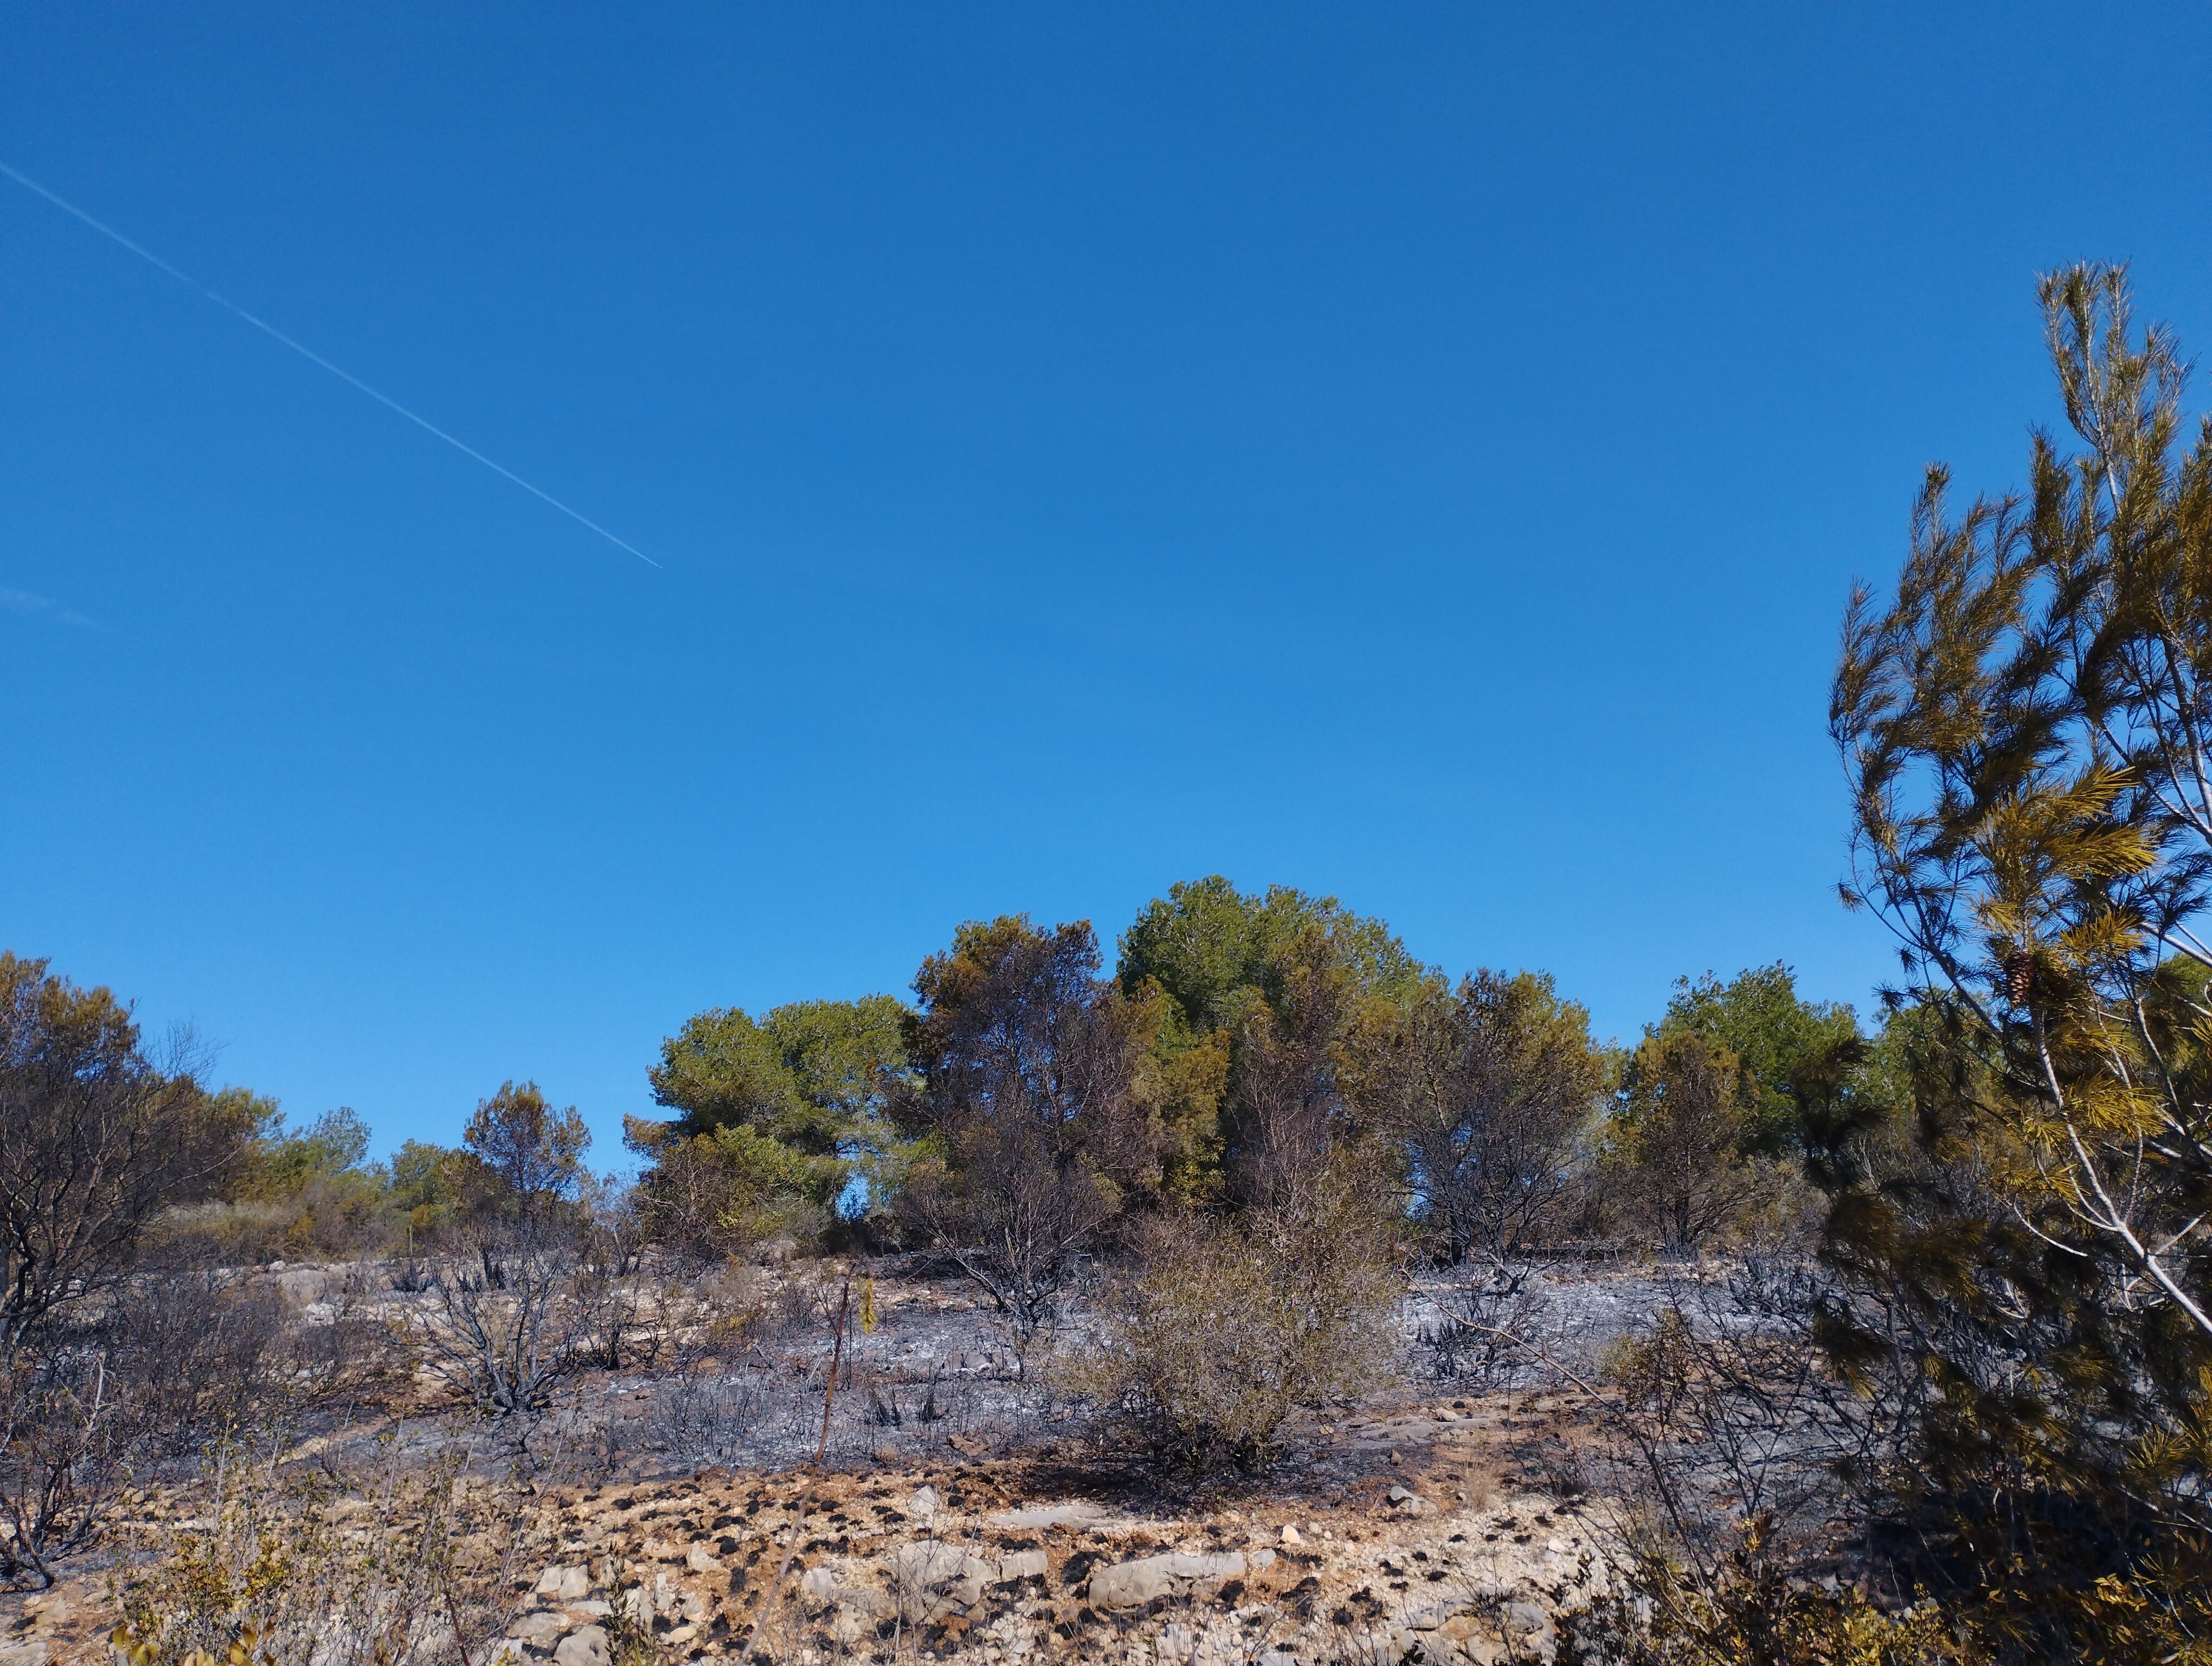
[
  {"x1": 1087, "y1": 1550, "x2": 1245, "y2": 1610},
  {"x1": 1502, "y1": 1601, "x2": 1552, "y2": 1637},
  {"x1": 1279, "y1": 1523, "x2": 1303, "y2": 1546},
  {"x1": 551, "y1": 1626, "x2": 609, "y2": 1666},
  {"x1": 687, "y1": 1542, "x2": 724, "y2": 1573},
  {"x1": 909, "y1": 1484, "x2": 941, "y2": 1516},
  {"x1": 535, "y1": 1565, "x2": 593, "y2": 1602},
  {"x1": 989, "y1": 1501, "x2": 1113, "y2": 1530},
  {"x1": 996, "y1": 1548, "x2": 1049, "y2": 1582},
  {"x1": 506, "y1": 1612, "x2": 563, "y2": 1649},
  {"x1": 887, "y1": 1539, "x2": 994, "y2": 1619}
]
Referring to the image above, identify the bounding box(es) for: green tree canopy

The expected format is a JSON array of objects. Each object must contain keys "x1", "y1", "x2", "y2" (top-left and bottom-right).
[
  {"x1": 228, "y1": 1104, "x2": 374, "y2": 1202},
  {"x1": 1657, "y1": 963, "x2": 1859, "y2": 1152},
  {"x1": 1117, "y1": 875, "x2": 1431, "y2": 1048},
  {"x1": 631, "y1": 994, "x2": 908, "y2": 1255},
  {"x1": 1821, "y1": 263, "x2": 2212, "y2": 1655},
  {"x1": 1116, "y1": 877, "x2": 1431, "y2": 1206},
  {"x1": 647, "y1": 994, "x2": 906, "y2": 1156}
]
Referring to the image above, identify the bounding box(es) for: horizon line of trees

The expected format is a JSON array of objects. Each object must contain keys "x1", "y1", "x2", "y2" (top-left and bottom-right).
[{"x1": 2, "y1": 874, "x2": 1885, "y2": 1295}]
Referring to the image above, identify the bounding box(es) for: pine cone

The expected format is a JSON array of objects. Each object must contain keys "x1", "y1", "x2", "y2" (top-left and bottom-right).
[{"x1": 2005, "y1": 949, "x2": 2035, "y2": 1008}]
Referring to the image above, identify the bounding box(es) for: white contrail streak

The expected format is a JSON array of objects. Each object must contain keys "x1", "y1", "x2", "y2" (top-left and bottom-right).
[{"x1": 0, "y1": 160, "x2": 657, "y2": 568}]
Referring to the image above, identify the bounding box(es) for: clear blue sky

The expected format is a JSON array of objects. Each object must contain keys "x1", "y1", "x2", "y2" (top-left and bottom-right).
[{"x1": 8, "y1": 4, "x2": 2212, "y2": 1158}]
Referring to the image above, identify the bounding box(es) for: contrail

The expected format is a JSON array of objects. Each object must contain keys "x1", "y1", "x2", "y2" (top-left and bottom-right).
[{"x1": 0, "y1": 160, "x2": 657, "y2": 568}]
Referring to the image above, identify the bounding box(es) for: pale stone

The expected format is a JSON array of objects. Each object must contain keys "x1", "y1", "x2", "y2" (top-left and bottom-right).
[
  {"x1": 551, "y1": 1626, "x2": 609, "y2": 1666},
  {"x1": 1086, "y1": 1550, "x2": 1245, "y2": 1610},
  {"x1": 989, "y1": 1501, "x2": 1113, "y2": 1530},
  {"x1": 1278, "y1": 1524, "x2": 1303, "y2": 1546},
  {"x1": 506, "y1": 1611, "x2": 563, "y2": 1649},
  {"x1": 535, "y1": 1565, "x2": 593, "y2": 1601},
  {"x1": 887, "y1": 1539, "x2": 994, "y2": 1619},
  {"x1": 687, "y1": 1542, "x2": 724, "y2": 1573},
  {"x1": 995, "y1": 1548, "x2": 1048, "y2": 1582},
  {"x1": 1502, "y1": 1600, "x2": 1552, "y2": 1637}
]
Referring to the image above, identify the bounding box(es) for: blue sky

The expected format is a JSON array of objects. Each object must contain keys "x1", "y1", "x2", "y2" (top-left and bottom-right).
[{"x1": 7, "y1": 4, "x2": 2212, "y2": 1158}]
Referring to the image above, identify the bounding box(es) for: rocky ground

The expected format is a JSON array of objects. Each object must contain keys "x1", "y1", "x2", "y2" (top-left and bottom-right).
[
  {"x1": 0, "y1": 1260, "x2": 1701, "y2": 1664},
  {"x1": 1, "y1": 1383, "x2": 1634, "y2": 1665}
]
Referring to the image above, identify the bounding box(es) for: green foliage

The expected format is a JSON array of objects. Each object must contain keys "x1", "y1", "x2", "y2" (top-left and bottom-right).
[
  {"x1": 1118, "y1": 877, "x2": 1431, "y2": 1206},
  {"x1": 648, "y1": 994, "x2": 904, "y2": 1152},
  {"x1": 1822, "y1": 263, "x2": 2212, "y2": 1661},
  {"x1": 1660, "y1": 964, "x2": 1860, "y2": 1154},
  {"x1": 632, "y1": 995, "x2": 907, "y2": 1251},
  {"x1": 1585, "y1": 1523, "x2": 1983, "y2": 1665},
  {"x1": 461, "y1": 1080, "x2": 589, "y2": 1221},
  {"x1": 227, "y1": 1106, "x2": 375, "y2": 1216},
  {"x1": 1118, "y1": 874, "x2": 1430, "y2": 1046},
  {"x1": 382, "y1": 1139, "x2": 466, "y2": 1241}
]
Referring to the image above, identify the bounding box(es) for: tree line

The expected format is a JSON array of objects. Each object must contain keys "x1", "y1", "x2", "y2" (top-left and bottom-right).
[{"x1": 0, "y1": 895, "x2": 1880, "y2": 1300}]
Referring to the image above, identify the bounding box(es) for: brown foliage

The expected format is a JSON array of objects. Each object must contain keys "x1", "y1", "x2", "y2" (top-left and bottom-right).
[
  {"x1": 1078, "y1": 1168, "x2": 1400, "y2": 1477},
  {"x1": 1, "y1": 953, "x2": 253, "y2": 1350},
  {"x1": 1340, "y1": 969, "x2": 1606, "y2": 1262},
  {"x1": 887, "y1": 916, "x2": 1170, "y2": 1364}
]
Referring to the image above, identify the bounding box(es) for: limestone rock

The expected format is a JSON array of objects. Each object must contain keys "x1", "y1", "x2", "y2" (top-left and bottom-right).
[
  {"x1": 1503, "y1": 1601, "x2": 1551, "y2": 1636},
  {"x1": 551, "y1": 1625, "x2": 609, "y2": 1666},
  {"x1": 534, "y1": 1565, "x2": 592, "y2": 1603},
  {"x1": 886, "y1": 1539, "x2": 994, "y2": 1620},
  {"x1": 1087, "y1": 1549, "x2": 1246, "y2": 1610},
  {"x1": 995, "y1": 1548, "x2": 1049, "y2": 1582},
  {"x1": 506, "y1": 1611, "x2": 564, "y2": 1649}
]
